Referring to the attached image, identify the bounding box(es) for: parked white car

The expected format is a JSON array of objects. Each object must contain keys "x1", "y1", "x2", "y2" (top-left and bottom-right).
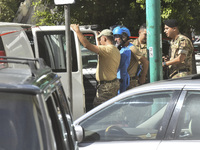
[
  {"x1": 74, "y1": 74, "x2": 200, "y2": 150},
  {"x1": 193, "y1": 37, "x2": 200, "y2": 73}
]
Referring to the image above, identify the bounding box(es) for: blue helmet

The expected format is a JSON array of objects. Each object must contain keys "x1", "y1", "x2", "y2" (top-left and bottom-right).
[{"x1": 113, "y1": 26, "x2": 131, "y2": 37}]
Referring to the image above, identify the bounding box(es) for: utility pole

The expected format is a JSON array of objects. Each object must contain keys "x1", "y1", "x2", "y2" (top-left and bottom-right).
[
  {"x1": 54, "y1": 0, "x2": 75, "y2": 113},
  {"x1": 64, "y1": 4, "x2": 73, "y2": 112},
  {"x1": 146, "y1": 0, "x2": 163, "y2": 82}
]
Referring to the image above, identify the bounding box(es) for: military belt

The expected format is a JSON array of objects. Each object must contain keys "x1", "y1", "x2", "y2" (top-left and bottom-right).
[{"x1": 99, "y1": 78, "x2": 118, "y2": 84}]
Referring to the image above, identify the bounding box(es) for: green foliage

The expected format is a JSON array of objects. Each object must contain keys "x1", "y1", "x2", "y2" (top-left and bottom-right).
[
  {"x1": 160, "y1": 0, "x2": 200, "y2": 35},
  {"x1": 32, "y1": 0, "x2": 64, "y2": 25},
  {"x1": 0, "y1": 0, "x2": 23, "y2": 22},
  {"x1": 70, "y1": 0, "x2": 134, "y2": 30},
  {"x1": 9, "y1": 0, "x2": 200, "y2": 36}
]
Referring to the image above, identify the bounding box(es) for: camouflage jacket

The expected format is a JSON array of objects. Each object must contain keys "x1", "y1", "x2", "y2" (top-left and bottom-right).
[{"x1": 169, "y1": 34, "x2": 194, "y2": 75}]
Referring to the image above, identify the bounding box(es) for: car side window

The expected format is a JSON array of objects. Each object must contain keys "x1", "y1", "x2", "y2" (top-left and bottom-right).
[
  {"x1": 36, "y1": 31, "x2": 77, "y2": 72},
  {"x1": 80, "y1": 91, "x2": 173, "y2": 142},
  {"x1": 46, "y1": 92, "x2": 70, "y2": 150},
  {"x1": 56, "y1": 86, "x2": 78, "y2": 150},
  {"x1": 175, "y1": 92, "x2": 200, "y2": 140}
]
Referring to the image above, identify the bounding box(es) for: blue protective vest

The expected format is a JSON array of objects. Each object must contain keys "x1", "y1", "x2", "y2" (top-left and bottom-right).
[{"x1": 117, "y1": 43, "x2": 132, "y2": 93}]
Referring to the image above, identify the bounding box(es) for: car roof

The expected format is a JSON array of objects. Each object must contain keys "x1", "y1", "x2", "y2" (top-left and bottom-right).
[
  {"x1": 120, "y1": 74, "x2": 200, "y2": 95},
  {"x1": 0, "y1": 57, "x2": 59, "y2": 94},
  {"x1": 0, "y1": 22, "x2": 32, "y2": 27}
]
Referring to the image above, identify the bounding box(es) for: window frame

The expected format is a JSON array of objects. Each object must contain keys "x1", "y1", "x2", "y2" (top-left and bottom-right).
[
  {"x1": 79, "y1": 90, "x2": 181, "y2": 142},
  {"x1": 172, "y1": 90, "x2": 200, "y2": 140},
  {"x1": 164, "y1": 90, "x2": 188, "y2": 140},
  {"x1": 36, "y1": 30, "x2": 78, "y2": 72}
]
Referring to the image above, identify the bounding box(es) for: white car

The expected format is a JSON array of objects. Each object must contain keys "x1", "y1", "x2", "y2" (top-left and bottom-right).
[
  {"x1": 195, "y1": 53, "x2": 200, "y2": 74},
  {"x1": 74, "y1": 74, "x2": 200, "y2": 150},
  {"x1": 0, "y1": 22, "x2": 98, "y2": 119},
  {"x1": 193, "y1": 38, "x2": 200, "y2": 73}
]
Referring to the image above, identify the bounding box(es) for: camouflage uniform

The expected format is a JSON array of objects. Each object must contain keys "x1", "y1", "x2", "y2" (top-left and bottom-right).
[
  {"x1": 126, "y1": 77, "x2": 139, "y2": 90},
  {"x1": 168, "y1": 34, "x2": 194, "y2": 79},
  {"x1": 93, "y1": 79, "x2": 120, "y2": 107},
  {"x1": 127, "y1": 40, "x2": 144, "y2": 90},
  {"x1": 93, "y1": 45, "x2": 121, "y2": 107},
  {"x1": 126, "y1": 38, "x2": 148, "y2": 89}
]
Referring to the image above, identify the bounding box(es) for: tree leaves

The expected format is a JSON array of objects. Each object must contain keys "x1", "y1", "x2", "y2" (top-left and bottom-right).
[
  {"x1": 2, "y1": 0, "x2": 199, "y2": 37},
  {"x1": 0, "y1": 0, "x2": 23, "y2": 22}
]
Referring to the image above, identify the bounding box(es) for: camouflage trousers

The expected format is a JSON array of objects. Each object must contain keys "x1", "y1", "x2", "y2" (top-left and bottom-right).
[
  {"x1": 127, "y1": 77, "x2": 139, "y2": 90},
  {"x1": 170, "y1": 71, "x2": 191, "y2": 79},
  {"x1": 93, "y1": 79, "x2": 120, "y2": 107}
]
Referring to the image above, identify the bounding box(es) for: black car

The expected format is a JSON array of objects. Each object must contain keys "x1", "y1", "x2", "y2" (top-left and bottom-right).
[{"x1": 0, "y1": 57, "x2": 78, "y2": 150}]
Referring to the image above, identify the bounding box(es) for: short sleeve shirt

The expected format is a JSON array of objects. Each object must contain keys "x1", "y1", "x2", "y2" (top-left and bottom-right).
[
  {"x1": 132, "y1": 38, "x2": 147, "y2": 58},
  {"x1": 96, "y1": 45, "x2": 121, "y2": 81}
]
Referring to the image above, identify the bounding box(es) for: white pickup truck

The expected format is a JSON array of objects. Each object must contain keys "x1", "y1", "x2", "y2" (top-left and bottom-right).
[{"x1": 0, "y1": 22, "x2": 98, "y2": 119}]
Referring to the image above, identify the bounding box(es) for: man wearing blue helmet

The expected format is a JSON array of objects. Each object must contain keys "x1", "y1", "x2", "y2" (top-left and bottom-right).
[{"x1": 113, "y1": 26, "x2": 132, "y2": 93}]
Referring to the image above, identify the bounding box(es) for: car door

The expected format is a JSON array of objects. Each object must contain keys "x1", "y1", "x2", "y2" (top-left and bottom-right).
[
  {"x1": 158, "y1": 86, "x2": 200, "y2": 150},
  {"x1": 31, "y1": 26, "x2": 98, "y2": 119},
  {"x1": 76, "y1": 90, "x2": 181, "y2": 150},
  {"x1": 31, "y1": 26, "x2": 86, "y2": 119},
  {"x1": 45, "y1": 84, "x2": 79, "y2": 150}
]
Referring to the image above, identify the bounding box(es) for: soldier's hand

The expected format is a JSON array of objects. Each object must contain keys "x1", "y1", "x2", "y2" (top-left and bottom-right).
[{"x1": 70, "y1": 24, "x2": 80, "y2": 33}]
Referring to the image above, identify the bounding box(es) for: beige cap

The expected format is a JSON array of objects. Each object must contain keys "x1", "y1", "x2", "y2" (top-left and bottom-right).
[{"x1": 97, "y1": 29, "x2": 113, "y2": 38}]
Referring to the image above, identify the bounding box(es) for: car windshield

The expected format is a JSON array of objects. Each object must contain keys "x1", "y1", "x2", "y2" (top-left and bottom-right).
[
  {"x1": 80, "y1": 91, "x2": 174, "y2": 142},
  {"x1": 0, "y1": 92, "x2": 47, "y2": 150}
]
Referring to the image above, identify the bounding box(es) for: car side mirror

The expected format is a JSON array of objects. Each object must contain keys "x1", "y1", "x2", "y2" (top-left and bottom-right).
[{"x1": 74, "y1": 125, "x2": 84, "y2": 143}]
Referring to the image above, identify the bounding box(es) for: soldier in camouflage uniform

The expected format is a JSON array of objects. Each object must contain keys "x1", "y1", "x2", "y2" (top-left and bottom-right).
[
  {"x1": 71, "y1": 24, "x2": 121, "y2": 107},
  {"x1": 127, "y1": 45, "x2": 149, "y2": 89},
  {"x1": 162, "y1": 19, "x2": 194, "y2": 79},
  {"x1": 127, "y1": 24, "x2": 149, "y2": 89},
  {"x1": 132, "y1": 24, "x2": 148, "y2": 58}
]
